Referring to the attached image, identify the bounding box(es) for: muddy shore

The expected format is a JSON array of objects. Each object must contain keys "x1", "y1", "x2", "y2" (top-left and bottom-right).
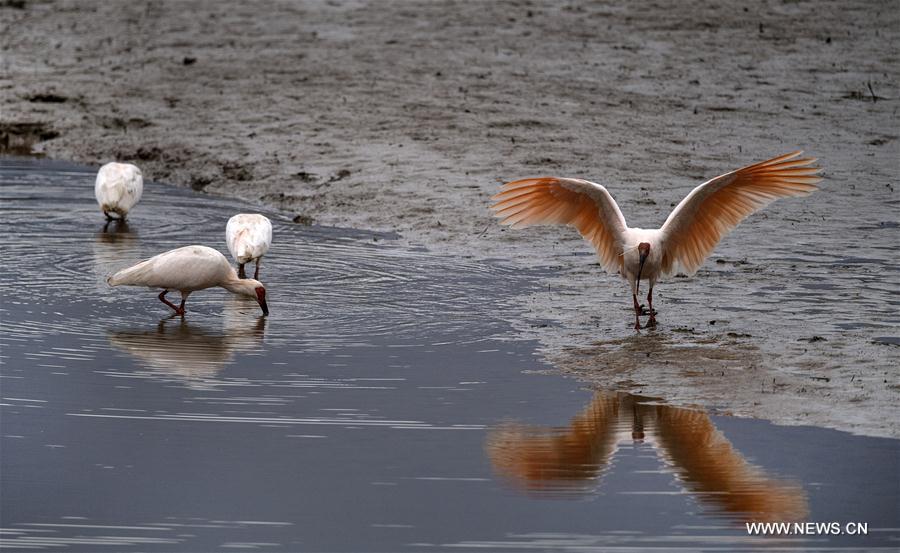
[{"x1": 2, "y1": 0, "x2": 898, "y2": 437}]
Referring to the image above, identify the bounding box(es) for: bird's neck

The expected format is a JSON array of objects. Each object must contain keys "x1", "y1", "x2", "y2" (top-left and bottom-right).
[{"x1": 221, "y1": 271, "x2": 253, "y2": 296}]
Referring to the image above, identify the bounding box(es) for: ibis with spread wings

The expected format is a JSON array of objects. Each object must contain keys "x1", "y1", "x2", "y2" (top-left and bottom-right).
[{"x1": 490, "y1": 152, "x2": 821, "y2": 329}]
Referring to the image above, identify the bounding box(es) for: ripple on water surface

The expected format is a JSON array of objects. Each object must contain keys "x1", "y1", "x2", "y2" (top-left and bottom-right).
[{"x1": 0, "y1": 157, "x2": 522, "y2": 356}]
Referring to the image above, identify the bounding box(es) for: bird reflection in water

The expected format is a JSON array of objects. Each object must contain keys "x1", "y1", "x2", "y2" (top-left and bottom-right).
[
  {"x1": 92, "y1": 220, "x2": 140, "y2": 287},
  {"x1": 107, "y1": 300, "x2": 267, "y2": 389},
  {"x1": 98, "y1": 219, "x2": 135, "y2": 241},
  {"x1": 486, "y1": 392, "x2": 808, "y2": 523}
]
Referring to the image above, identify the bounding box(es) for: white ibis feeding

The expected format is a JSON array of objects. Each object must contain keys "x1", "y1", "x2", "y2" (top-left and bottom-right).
[
  {"x1": 107, "y1": 245, "x2": 268, "y2": 316},
  {"x1": 225, "y1": 214, "x2": 273, "y2": 279},
  {"x1": 95, "y1": 162, "x2": 143, "y2": 221}
]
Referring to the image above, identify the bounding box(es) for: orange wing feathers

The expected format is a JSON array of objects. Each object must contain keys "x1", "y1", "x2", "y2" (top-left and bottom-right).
[
  {"x1": 490, "y1": 177, "x2": 628, "y2": 274},
  {"x1": 654, "y1": 406, "x2": 809, "y2": 522},
  {"x1": 660, "y1": 151, "x2": 821, "y2": 276}
]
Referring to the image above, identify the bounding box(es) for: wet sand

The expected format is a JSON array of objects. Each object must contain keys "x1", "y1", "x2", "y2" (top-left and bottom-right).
[
  {"x1": 1, "y1": 1, "x2": 898, "y2": 436},
  {"x1": 1, "y1": 158, "x2": 898, "y2": 552}
]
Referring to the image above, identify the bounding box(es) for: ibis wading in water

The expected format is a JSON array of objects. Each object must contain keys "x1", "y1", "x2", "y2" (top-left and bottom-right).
[
  {"x1": 490, "y1": 151, "x2": 821, "y2": 329},
  {"x1": 108, "y1": 245, "x2": 269, "y2": 316},
  {"x1": 95, "y1": 162, "x2": 143, "y2": 221},
  {"x1": 226, "y1": 213, "x2": 273, "y2": 279}
]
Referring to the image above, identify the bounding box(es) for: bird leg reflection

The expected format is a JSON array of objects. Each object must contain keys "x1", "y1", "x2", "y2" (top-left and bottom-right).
[
  {"x1": 160, "y1": 311, "x2": 183, "y2": 323},
  {"x1": 96, "y1": 219, "x2": 133, "y2": 246},
  {"x1": 632, "y1": 294, "x2": 642, "y2": 330},
  {"x1": 631, "y1": 399, "x2": 645, "y2": 441}
]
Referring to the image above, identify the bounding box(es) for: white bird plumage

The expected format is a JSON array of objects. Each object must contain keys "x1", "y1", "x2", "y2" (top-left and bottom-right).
[
  {"x1": 225, "y1": 214, "x2": 273, "y2": 279},
  {"x1": 108, "y1": 245, "x2": 269, "y2": 316},
  {"x1": 490, "y1": 151, "x2": 822, "y2": 329},
  {"x1": 95, "y1": 162, "x2": 143, "y2": 221}
]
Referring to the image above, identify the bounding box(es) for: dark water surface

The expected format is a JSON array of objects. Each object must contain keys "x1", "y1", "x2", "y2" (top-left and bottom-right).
[{"x1": 1, "y1": 158, "x2": 897, "y2": 551}]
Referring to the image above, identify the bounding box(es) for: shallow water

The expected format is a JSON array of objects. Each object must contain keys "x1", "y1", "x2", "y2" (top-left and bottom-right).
[{"x1": 1, "y1": 158, "x2": 897, "y2": 551}]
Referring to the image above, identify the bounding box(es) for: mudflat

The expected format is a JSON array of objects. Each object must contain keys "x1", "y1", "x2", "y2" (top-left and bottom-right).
[{"x1": 2, "y1": 0, "x2": 898, "y2": 436}]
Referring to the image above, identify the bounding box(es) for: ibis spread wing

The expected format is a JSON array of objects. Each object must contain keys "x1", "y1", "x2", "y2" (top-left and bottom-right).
[
  {"x1": 659, "y1": 151, "x2": 821, "y2": 276},
  {"x1": 490, "y1": 177, "x2": 628, "y2": 274}
]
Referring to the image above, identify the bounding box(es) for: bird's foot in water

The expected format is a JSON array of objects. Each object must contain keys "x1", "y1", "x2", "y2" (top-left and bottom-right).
[
  {"x1": 634, "y1": 321, "x2": 642, "y2": 331},
  {"x1": 646, "y1": 316, "x2": 657, "y2": 327}
]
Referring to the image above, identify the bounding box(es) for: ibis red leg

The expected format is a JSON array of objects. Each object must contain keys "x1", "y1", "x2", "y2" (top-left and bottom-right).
[
  {"x1": 632, "y1": 294, "x2": 642, "y2": 330},
  {"x1": 158, "y1": 290, "x2": 185, "y2": 315}
]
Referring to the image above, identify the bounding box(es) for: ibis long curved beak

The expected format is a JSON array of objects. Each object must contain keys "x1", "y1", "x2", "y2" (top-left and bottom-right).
[{"x1": 636, "y1": 251, "x2": 648, "y2": 297}]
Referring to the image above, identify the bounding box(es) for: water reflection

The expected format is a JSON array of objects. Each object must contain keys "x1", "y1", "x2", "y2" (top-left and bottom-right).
[
  {"x1": 91, "y1": 219, "x2": 141, "y2": 286},
  {"x1": 487, "y1": 392, "x2": 808, "y2": 522},
  {"x1": 97, "y1": 219, "x2": 135, "y2": 242},
  {"x1": 107, "y1": 309, "x2": 267, "y2": 389}
]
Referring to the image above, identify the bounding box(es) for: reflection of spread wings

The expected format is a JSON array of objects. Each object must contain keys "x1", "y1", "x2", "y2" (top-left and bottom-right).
[
  {"x1": 485, "y1": 393, "x2": 620, "y2": 494},
  {"x1": 107, "y1": 315, "x2": 266, "y2": 388},
  {"x1": 486, "y1": 392, "x2": 808, "y2": 523},
  {"x1": 652, "y1": 406, "x2": 808, "y2": 522}
]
